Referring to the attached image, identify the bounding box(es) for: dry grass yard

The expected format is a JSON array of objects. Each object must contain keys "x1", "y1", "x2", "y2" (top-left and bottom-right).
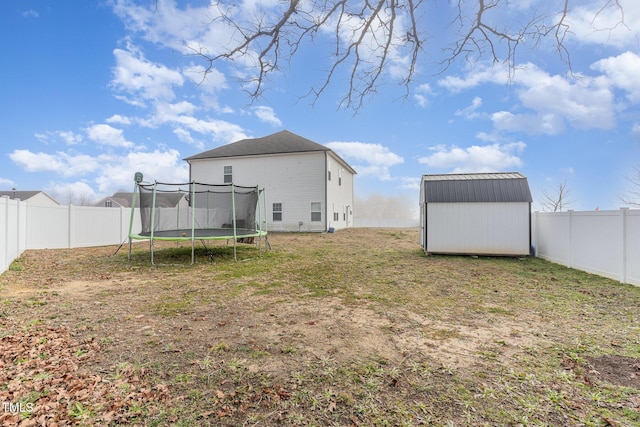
[{"x1": 1, "y1": 228, "x2": 640, "y2": 426}]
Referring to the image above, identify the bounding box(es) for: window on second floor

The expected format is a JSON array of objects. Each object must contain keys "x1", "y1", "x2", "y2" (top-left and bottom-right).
[{"x1": 224, "y1": 165, "x2": 232, "y2": 183}]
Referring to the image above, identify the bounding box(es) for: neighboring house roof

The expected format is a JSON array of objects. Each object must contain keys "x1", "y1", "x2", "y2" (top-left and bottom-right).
[
  {"x1": 0, "y1": 190, "x2": 59, "y2": 204},
  {"x1": 185, "y1": 130, "x2": 356, "y2": 174},
  {"x1": 94, "y1": 192, "x2": 138, "y2": 208},
  {"x1": 95, "y1": 191, "x2": 186, "y2": 208},
  {"x1": 422, "y1": 172, "x2": 533, "y2": 203}
]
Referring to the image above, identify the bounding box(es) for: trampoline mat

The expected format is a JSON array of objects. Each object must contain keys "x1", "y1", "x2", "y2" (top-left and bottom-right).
[{"x1": 133, "y1": 228, "x2": 261, "y2": 239}]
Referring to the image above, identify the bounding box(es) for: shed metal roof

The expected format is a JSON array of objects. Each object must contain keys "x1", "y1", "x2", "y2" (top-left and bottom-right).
[{"x1": 422, "y1": 172, "x2": 533, "y2": 203}]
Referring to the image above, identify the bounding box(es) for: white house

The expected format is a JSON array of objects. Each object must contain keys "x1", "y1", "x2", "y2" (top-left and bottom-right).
[
  {"x1": 185, "y1": 130, "x2": 356, "y2": 232},
  {"x1": 420, "y1": 172, "x2": 533, "y2": 256},
  {"x1": 0, "y1": 190, "x2": 59, "y2": 206}
]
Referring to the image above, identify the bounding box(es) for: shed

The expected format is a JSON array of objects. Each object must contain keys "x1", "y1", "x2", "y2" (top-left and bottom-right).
[{"x1": 420, "y1": 172, "x2": 533, "y2": 256}]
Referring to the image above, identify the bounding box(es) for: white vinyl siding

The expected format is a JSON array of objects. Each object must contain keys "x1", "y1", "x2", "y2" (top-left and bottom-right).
[
  {"x1": 326, "y1": 153, "x2": 354, "y2": 230},
  {"x1": 190, "y1": 151, "x2": 329, "y2": 231}
]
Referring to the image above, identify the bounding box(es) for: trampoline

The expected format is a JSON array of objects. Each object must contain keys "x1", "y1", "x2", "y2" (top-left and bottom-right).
[{"x1": 128, "y1": 173, "x2": 268, "y2": 264}]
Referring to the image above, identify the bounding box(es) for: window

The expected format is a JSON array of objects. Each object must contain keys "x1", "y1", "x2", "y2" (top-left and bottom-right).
[
  {"x1": 223, "y1": 165, "x2": 232, "y2": 183},
  {"x1": 328, "y1": 170, "x2": 331, "y2": 181},
  {"x1": 273, "y1": 203, "x2": 282, "y2": 221},
  {"x1": 333, "y1": 212, "x2": 339, "y2": 221},
  {"x1": 311, "y1": 202, "x2": 322, "y2": 222},
  {"x1": 105, "y1": 200, "x2": 112, "y2": 207},
  {"x1": 338, "y1": 177, "x2": 342, "y2": 186}
]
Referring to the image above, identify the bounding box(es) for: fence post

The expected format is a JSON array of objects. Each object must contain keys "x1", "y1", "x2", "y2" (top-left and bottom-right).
[
  {"x1": 68, "y1": 204, "x2": 73, "y2": 248},
  {"x1": 621, "y1": 208, "x2": 628, "y2": 284},
  {"x1": 567, "y1": 210, "x2": 573, "y2": 268},
  {"x1": 2, "y1": 196, "x2": 8, "y2": 273}
]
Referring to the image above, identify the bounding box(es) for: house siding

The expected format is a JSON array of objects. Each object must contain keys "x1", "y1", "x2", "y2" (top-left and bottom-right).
[
  {"x1": 189, "y1": 151, "x2": 328, "y2": 232},
  {"x1": 326, "y1": 152, "x2": 355, "y2": 230}
]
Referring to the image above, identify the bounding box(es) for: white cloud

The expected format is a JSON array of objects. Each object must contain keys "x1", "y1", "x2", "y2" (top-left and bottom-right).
[
  {"x1": 568, "y1": 0, "x2": 640, "y2": 48},
  {"x1": 438, "y1": 62, "x2": 511, "y2": 92},
  {"x1": 94, "y1": 149, "x2": 189, "y2": 194},
  {"x1": 414, "y1": 83, "x2": 433, "y2": 108},
  {"x1": 111, "y1": 45, "x2": 184, "y2": 104},
  {"x1": 9, "y1": 150, "x2": 100, "y2": 177},
  {"x1": 22, "y1": 9, "x2": 39, "y2": 18},
  {"x1": 34, "y1": 130, "x2": 83, "y2": 145},
  {"x1": 326, "y1": 141, "x2": 403, "y2": 180},
  {"x1": 592, "y1": 51, "x2": 640, "y2": 103},
  {"x1": 86, "y1": 124, "x2": 134, "y2": 148},
  {"x1": 0, "y1": 177, "x2": 15, "y2": 187},
  {"x1": 418, "y1": 142, "x2": 526, "y2": 173},
  {"x1": 46, "y1": 181, "x2": 97, "y2": 205},
  {"x1": 253, "y1": 106, "x2": 282, "y2": 126},
  {"x1": 440, "y1": 61, "x2": 617, "y2": 134},
  {"x1": 106, "y1": 114, "x2": 133, "y2": 126},
  {"x1": 455, "y1": 96, "x2": 483, "y2": 119}
]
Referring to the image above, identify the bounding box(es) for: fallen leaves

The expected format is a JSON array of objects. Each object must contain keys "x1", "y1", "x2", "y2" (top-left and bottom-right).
[{"x1": 0, "y1": 318, "x2": 170, "y2": 425}]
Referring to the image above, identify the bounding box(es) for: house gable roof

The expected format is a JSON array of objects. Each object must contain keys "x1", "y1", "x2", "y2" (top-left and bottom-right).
[
  {"x1": 95, "y1": 192, "x2": 186, "y2": 208},
  {"x1": 184, "y1": 130, "x2": 356, "y2": 174},
  {"x1": 422, "y1": 172, "x2": 533, "y2": 203},
  {"x1": 0, "y1": 190, "x2": 59, "y2": 204}
]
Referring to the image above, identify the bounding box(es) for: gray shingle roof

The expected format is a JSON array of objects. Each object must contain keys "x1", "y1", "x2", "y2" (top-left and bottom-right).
[
  {"x1": 185, "y1": 130, "x2": 330, "y2": 160},
  {"x1": 422, "y1": 172, "x2": 533, "y2": 203},
  {"x1": 184, "y1": 130, "x2": 356, "y2": 174},
  {"x1": 0, "y1": 190, "x2": 54, "y2": 202}
]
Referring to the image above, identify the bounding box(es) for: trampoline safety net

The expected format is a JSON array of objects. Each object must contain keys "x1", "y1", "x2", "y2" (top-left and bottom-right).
[
  {"x1": 137, "y1": 182, "x2": 259, "y2": 237},
  {"x1": 128, "y1": 180, "x2": 267, "y2": 264}
]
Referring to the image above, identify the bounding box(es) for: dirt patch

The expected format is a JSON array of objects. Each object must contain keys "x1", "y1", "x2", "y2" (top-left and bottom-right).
[{"x1": 586, "y1": 354, "x2": 640, "y2": 390}]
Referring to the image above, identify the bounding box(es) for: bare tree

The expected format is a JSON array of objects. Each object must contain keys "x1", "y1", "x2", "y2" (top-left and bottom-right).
[
  {"x1": 186, "y1": 0, "x2": 625, "y2": 110},
  {"x1": 620, "y1": 163, "x2": 640, "y2": 207},
  {"x1": 539, "y1": 181, "x2": 572, "y2": 212}
]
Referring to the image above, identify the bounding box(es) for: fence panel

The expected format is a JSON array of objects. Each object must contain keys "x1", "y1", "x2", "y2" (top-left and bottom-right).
[
  {"x1": 26, "y1": 204, "x2": 72, "y2": 249},
  {"x1": 625, "y1": 210, "x2": 640, "y2": 285},
  {"x1": 1, "y1": 197, "x2": 28, "y2": 274},
  {"x1": 70, "y1": 206, "x2": 129, "y2": 248},
  {"x1": 533, "y1": 209, "x2": 639, "y2": 286}
]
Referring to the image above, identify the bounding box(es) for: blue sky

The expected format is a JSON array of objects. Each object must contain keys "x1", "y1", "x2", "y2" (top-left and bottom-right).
[{"x1": 1, "y1": 0, "x2": 639, "y2": 213}]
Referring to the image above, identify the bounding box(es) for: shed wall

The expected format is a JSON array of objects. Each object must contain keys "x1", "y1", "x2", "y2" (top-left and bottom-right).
[{"x1": 425, "y1": 202, "x2": 530, "y2": 255}]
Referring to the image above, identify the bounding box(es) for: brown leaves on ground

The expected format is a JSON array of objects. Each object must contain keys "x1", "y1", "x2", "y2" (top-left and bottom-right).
[{"x1": 0, "y1": 318, "x2": 169, "y2": 426}]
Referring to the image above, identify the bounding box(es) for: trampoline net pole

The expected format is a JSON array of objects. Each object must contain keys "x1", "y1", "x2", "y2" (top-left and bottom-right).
[
  {"x1": 191, "y1": 181, "x2": 196, "y2": 265},
  {"x1": 232, "y1": 183, "x2": 237, "y2": 262},
  {"x1": 150, "y1": 182, "x2": 158, "y2": 265},
  {"x1": 128, "y1": 179, "x2": 139, "y2": 261}
]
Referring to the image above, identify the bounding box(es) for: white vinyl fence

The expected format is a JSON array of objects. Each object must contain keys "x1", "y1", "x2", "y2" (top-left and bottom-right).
[
  {"x1": 532, "y1": 208, "x2": 640, "y2": 286},
  {"x1": 2, "y1": 198, "x2": 639, "y2": 287},
  {"x1": 1, "y1": 196, "x2": 140, "y2": 275},
  {"x1": 1, "y1": 197, "x2": 27, "y2": 275}
]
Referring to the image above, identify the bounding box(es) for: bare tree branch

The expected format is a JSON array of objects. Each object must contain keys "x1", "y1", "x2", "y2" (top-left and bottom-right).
[
  {"x1": 620, "y1": 163, "x2": 640, "y2": 207},
  {"x1": 180, "y1": 0, "x2": 625, "y2": 111},
  {"x1": 539, "y1": 181, "x2": 572, "y2": 212}
]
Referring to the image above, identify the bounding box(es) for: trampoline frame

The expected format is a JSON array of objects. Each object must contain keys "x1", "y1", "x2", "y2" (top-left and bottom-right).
[{"x1": 127, "y1": 176, "x2": 268, "y2": 264}]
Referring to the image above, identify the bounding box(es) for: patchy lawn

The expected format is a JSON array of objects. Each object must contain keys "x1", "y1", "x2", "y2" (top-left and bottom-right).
[{"x1": 1, "y1": 228, "x2": 639, "y2": 426}]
